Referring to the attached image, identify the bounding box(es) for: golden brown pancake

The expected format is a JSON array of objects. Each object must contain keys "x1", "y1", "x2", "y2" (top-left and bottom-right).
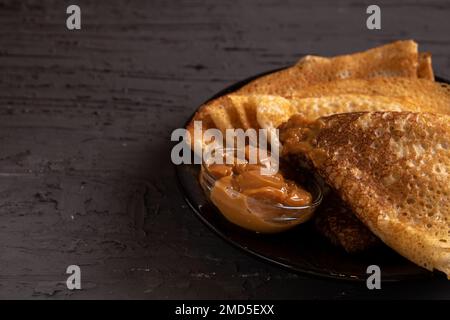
[
  {"x1": 280, "y1": 112, "x2": 450, "y2": 277},
  {"x1": 292, "y1": 50, "x2": 433, "y2": 80},
  {"x1": 187, "y1": 41, "x2": 442, "y2": 152},
  {"x1": 187, "y1": 81, "x2": 450, "y2": 153},
  {"x1": 238, "y1": 40, "x2": 419, "y2": 95},
  {"x1": 256, "y1": 90, "x2": 450, "y2": 132},
  {"x1": 418, "y1": 52, "x2": 434, "y2": 80},
  {"x1": 289, "y1": 78, "x2": 450, "y2": 114},
  {"x1": 314, "y1": 192, "x2": 381, "y2": 253}
]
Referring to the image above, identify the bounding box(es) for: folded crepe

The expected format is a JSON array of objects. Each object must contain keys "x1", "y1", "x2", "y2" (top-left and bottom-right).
[
  {"x1": 255, "y1": 78, "x2": 450, "y2": 140},
  {"x1": 256, "y1": 85, "x2": 450, "y2": 131},
  {"x1": 187, "y1": 40, "x2": 434, "y2": 151},
  {"x1": 187, "y1": 80, "x2": 450, "y2": 149},
  {"x1": 314, "y1": 192, "x2": 381, "y2": 253},
  {"x1": 279, "y1": 112, "x2": 450, "y2": 277},
  {"x1": 238, "y1": 40, "x2": 425, "y2": 95},
  {"x1": 418, "y1": 52, "x2": 434, "y2": 80},
  {"x1": 289, "y1": 77, "x2": 449, "y2": 106}
]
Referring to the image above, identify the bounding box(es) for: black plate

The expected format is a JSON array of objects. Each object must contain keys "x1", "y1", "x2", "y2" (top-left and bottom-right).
[{"x1": 175, "y1": 69, "x2": 449, "y2": 281}]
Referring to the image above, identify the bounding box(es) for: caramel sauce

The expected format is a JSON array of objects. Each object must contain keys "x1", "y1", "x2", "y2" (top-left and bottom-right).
[
  {"x1": 279, "y1": 115, "x2": 328, "y2": 167},
  {"x1": 204, "y1": 147, "x2": 313, "y2": 233}
]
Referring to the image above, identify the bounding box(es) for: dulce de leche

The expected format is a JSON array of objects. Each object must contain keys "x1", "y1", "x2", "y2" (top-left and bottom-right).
[{"x1": 201, "y1": 150, "x2": 315, "y2": 233}]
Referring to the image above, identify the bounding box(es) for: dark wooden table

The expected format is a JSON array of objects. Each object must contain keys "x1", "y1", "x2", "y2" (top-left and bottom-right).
[{"x1": 0, "y1": 0, "x2": 449, "y2": 299}]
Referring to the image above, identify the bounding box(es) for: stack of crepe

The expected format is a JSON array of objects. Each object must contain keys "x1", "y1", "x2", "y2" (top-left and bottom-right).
[{"x1": 186, "y1": 40, "x2": 450, "y2": 278}]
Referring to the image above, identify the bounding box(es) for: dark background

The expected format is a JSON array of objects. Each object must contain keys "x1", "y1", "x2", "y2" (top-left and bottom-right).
[{"x1": 0, "y1": 0, "x2": 449, "y2": 299}]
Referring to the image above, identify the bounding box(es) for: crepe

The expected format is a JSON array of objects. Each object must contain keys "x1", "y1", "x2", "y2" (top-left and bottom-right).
[
  {"x1": 187, "y1": 40, "x2": 441, "y2": 152},
  {"x1": 279, "y1": 112, "x2": 450, "y2": 277},
  {"x1": 186, "y1": 95, "x2": 264, "y2": 153},
  {"x1": 418, "y1": 52, "x2": 434, "y2": 80},
  {"x1": 256, "y1": 91, "x2": 450, "y2": 132},
  {"x1": 238, "y1": 40, "x2": 420, "y2": 96},
  {"x1": 187, "y1": 79, "x2": 450, "y2": 151},
  {"x1": 314, "y1": 192, "x2": 381, "y2": 253},
  {"x1": 289, "y1": 77, "x2": 450, "y2": 110}
]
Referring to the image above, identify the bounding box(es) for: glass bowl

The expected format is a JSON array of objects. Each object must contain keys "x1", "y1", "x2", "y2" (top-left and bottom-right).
[{"x1": 199, "y1": 153, "x2": 323, "y2": 234}]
